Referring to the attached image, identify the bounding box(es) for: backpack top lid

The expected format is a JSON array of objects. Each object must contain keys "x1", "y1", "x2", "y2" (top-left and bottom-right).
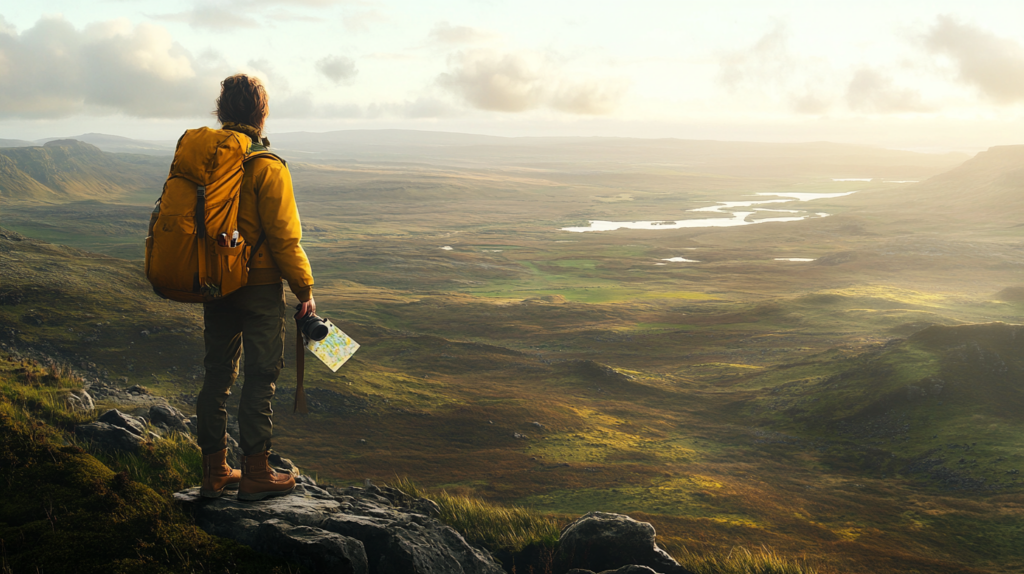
[{"x1": 169, "y1": 127, "x2": 252, "y2": 186}]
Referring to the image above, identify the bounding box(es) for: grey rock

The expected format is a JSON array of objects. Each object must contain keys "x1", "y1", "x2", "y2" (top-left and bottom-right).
[
  {"x1": 75, "y1": 422, "x2": 146, "y2": 453},
  {"x1": 225, "y1": 433, "x2": 242, "y2": 469},
  {"x1": 188, "y1": 415, "x2": 198, "y2": 435},
  {"x1": 599, "y1": 567, "x2": 663, "y2": 574},
  {"x1": 555, "y1": 512, "x2": 694, "y2": 574},
  {"x1": 65, "y1": 389, "x2": 94, "y2": 412},
  {"x1": 97, "y1": 408, "x2": 146, "y2": 436},
  {"x1": 254, "y1": 519, "x2": 368, "y2": 574},
  {"x1": 149, "y1": 404, "x2": 190, "y2": 433},
  {"x1": 268, "y1": 452, "x2": 298, "y2": 473},
  {"x1": 226, "y1": 413, "x2": 240, "y2": 442},
  {"x1": 175, "y1": 487, "x2": 346, "y2": 529},
  {"x1": 174, "y1": 484, "x2": 503, "y2": 574}
]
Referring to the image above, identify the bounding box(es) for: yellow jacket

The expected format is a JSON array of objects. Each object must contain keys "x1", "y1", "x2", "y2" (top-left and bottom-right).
[{"x1": 237, "y1": 149, "x2": 314, "y2": 302}]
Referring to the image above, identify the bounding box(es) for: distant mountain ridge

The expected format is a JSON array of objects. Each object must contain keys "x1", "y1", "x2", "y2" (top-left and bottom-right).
[
  {"x1": 0, "y1": 140, "x2": 166, "y2": 202},
  {"x1": 4, "y1": 129, "x2": 969, "y2": 176},
  {"x1": 841, "y1": 144, "x2": 1024, "y2": 227}
]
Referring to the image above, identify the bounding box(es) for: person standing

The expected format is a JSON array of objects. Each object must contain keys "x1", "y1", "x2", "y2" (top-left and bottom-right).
[{"x1": 197, "y1": 74, "x2": 315, "y2": 501}]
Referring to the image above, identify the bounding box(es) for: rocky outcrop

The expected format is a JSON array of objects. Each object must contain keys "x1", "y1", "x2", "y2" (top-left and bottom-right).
[
  {"x1": 555, "y1": 512, "x2": 696, "y2": 574},
  {"x1": 64, "y1": 389, "x2": 94, "y2": 412},
  {"x1": 568, "y1": 567, "x2": 662, "y2": 574},
  {"x1": 254, "y1": 519, "x2": 369, "y2": 574},
  {"x1": 74, "y1": 421, "x2": 146, "y2": 453},
  {"x1": 97, "y1": 408, "x2": 147, "y2": 436},
  {"x1": 149, "y1": 403, "x2": 190, "y2": 433},
  {"x1": 174, "y1": 483, "x2": 501, "y2": 574}
]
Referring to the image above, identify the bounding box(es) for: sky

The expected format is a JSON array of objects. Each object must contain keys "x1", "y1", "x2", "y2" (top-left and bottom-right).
[{"x1": 2, "y1": 1, "x2": 1024, "y2": 152}]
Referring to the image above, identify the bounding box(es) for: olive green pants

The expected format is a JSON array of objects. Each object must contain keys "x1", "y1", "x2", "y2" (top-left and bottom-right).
[{"x1": 197, "y1": 282, "x2": 286, "y2": 456}]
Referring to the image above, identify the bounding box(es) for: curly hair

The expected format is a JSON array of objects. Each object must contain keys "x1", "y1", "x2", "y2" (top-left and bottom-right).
[{"x1": 215, "y1": 74, "x2": 269, "y2": 132}]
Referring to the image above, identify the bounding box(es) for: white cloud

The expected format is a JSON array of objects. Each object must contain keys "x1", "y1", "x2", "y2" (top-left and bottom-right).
[
  {"x1": 151, "y1": 0, "x2": 348, "y2": 30},
  {"x1": 152, "y1": 7, "x2": 261, "y2": 30},
  {"x1": 316, "y1": 55, "x2": 358, "y2": 84},
  {"x1": 436, "y1": 50, "x2": 625, "y2": 115},
  {"x1": 718, "y1": 23, "x2": 791, "y2": 92},
  {"x1": 923, "y1": 16, "x2": 1024, "y2": 104},
  {"x1": 717, "y1": 23, "x2": 837, "y2": 115},
  {"x1": 845, "y1": 68, "x2": 930, "y2": 113},
  {"x1": 428, "y1": 22, "x2": 497, "y2": 45},
  {"x1": 343, "y1": 10, "x2": 389, "y2": 33},
  {"x1": 0, "y1": 17, "x2": 227, "y2": 119}
]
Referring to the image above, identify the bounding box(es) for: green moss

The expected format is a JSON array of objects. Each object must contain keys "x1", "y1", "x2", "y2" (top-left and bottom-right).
[{"x1": 0, "y1": 357, "x2": 295, "y2": 574}]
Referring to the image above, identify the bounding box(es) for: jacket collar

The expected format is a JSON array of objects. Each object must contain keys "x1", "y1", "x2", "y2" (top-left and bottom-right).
[{"x1": 222, "y1": 122, "x2": 270, "y2": 147}]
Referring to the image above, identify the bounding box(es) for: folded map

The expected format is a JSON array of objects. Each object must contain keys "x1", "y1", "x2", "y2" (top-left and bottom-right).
[{"x1": 305, "y1": 320, "x2": 360, "y2": 371}]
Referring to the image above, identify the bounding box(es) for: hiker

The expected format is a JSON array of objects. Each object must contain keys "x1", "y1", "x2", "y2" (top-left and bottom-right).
[{"x1": 196, "y1": 74, "x2": 315, "y2": 501}]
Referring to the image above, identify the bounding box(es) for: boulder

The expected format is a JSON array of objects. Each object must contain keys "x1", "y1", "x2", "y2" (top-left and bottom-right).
[
  {"x1": 269, "y1": 452, "x2": 299, "y2": 474},
  {"x1": 97, "y1": 409, "x2": 147, "y2": 436},
  {"x1": 225, "y1": 433, "x2": 243, "y2": 470},
  {"x1": 65, "y1": 389, "x2": 94, "y2": 412},
  {"x1": 226, "y1": 412, "x2": 240, "y2": 442},
  {"x1": 601, "y1": 567, "x2": 663, "y2": 574},
  {"x1": 568, "y1": 567, "x2": 664, "y2": 574},
  {"x1": 174, "y1": 484, "x2": 503, "y2": 574},
  {"x1": 74, "y1": 421, "x2": 146, "y2": 453},
  {"x1": 149, "y1": 404, "x2": 190, "y2": 433},
  {"x1": 253, "y1": 519, "x2": 368, "y2": 574},
  {"x1": 555, "y1": 512, "x2": 694, "y2": 574}
]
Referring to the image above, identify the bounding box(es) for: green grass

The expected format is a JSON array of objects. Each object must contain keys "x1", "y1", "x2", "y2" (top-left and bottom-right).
[
  {"x1": 0, "y1": 354, "x2": 296, "y2": 574},
  {"x1": 669, "y1": 545, "x2": 819, "y2": 574},
  {"x1": 387, "y1": 477, "x2": 562, "y2": 552}
]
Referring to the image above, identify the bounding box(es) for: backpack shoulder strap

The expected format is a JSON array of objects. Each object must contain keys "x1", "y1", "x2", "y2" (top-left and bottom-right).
[
  {"x1": 244, "y1": 148, "x2": 287, "y2": 167},
  {"x1": 241, "y1": 148, "x2": 285, "y2": 272}
]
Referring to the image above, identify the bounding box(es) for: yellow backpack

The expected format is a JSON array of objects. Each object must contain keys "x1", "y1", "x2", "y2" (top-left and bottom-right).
[{"x1": 145, "y1": 127, "x2": 281, "y2": 303}]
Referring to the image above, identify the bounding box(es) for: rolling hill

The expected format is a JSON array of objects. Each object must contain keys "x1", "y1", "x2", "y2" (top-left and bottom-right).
[
  {"x1": 838, "y1": 144, "x2": 1024, "y2": 229},
  {"x1": 0, "y1": 140, "x2": 166, "y2": 202}
]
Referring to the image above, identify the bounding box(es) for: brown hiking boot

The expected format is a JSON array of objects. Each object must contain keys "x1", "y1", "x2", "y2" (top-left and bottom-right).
[
  {"x1": 237, "y1": 450, "x2": 295, "y2": 501},
  {"x1": 200, "y1": 448, "x2": 241, "y2": 498}
]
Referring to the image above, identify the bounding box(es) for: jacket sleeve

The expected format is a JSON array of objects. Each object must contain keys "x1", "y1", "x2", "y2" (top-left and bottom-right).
[{"x1": 253, "y1": 160, "x2": 315, "y2": 301}]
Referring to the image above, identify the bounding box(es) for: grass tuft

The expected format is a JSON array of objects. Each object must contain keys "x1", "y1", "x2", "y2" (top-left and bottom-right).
[
  {"x1": 387, "y1": 476, "x2": 562, "y2": 552},
  {"x1": 670, "y1": 544, "x2": 819, "y2": 574}
]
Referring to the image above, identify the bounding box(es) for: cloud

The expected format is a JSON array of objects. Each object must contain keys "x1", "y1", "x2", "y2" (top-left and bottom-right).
[
  {"x1": 437, "y1": 51, "x2": 544, "y2": 112},
  {"x1": 0, "y1": 17, "x2": 229, "y2": 119},
  {"x1": 436, "y1": 50, "x2": 625, "y2": 115},
  {"x1": 343, "y1": 10, "x2": 388, "y2": 33},
  {"x1": 316, "y1": 55, "x2": 358, "y2": 84},
  {"x1": 551, "y1": 81, "x2": 624, "y2": 115},
  {"x1": 151, "y1": 0, "x2": 347, "y2": 30},
  {"x1": 717, "y1": 23, "x2": 837, "y2": 114},
  {"x1": 718, "y1": 23, "x2": 791, "y2": 92},
  {"x1": 845, "y1": 69, "x2": 929, "y2": 113},
  {"x1": 153, "y1": 7, "x2": 260, "y2": 30},
  {"x1": 923, "y1": 16, "x2": 1024, "y2": 104},
  {"x1": 428, "y1": 22, "x2": 496, "y2": 45}
]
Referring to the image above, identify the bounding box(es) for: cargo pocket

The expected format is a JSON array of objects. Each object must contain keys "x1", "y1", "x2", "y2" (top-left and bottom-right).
[
  {"x1": 149, "y1": 216, "x2": 198, "y2": 294},
  {"x1": 211, "y1": 236, "x2": 248, "y2": 297}
]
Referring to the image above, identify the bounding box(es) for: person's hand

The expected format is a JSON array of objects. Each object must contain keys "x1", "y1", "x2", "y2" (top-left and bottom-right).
[{"x1": 295, "y1": 297, "x2": 316, "y2": 319}]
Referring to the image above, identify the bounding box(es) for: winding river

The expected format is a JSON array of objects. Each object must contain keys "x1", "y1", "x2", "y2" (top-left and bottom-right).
[{"x1": 561, "y1": 191, "x2": 857, "y2": 233}]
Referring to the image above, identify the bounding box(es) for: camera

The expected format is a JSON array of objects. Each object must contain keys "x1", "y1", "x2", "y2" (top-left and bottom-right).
[{"x1": 296, "y1": 309, "x2": 330, "y2": 341}]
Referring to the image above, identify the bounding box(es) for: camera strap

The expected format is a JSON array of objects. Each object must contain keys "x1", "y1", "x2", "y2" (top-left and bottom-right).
[{"x1": 294, "y1": 317, "x2": 308, "y2": 414}]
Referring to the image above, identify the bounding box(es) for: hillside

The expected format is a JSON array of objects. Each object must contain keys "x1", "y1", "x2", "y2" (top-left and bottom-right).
[
  {"x1": 0, "y1": 140, "x2": 165, "y2": 202},
  {"x1": 4, "y1": 225, "x2": 1024, "y2": 572},
  {"x1": 838, "y1": 144, "x2": 1024, "y2": 230}
]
